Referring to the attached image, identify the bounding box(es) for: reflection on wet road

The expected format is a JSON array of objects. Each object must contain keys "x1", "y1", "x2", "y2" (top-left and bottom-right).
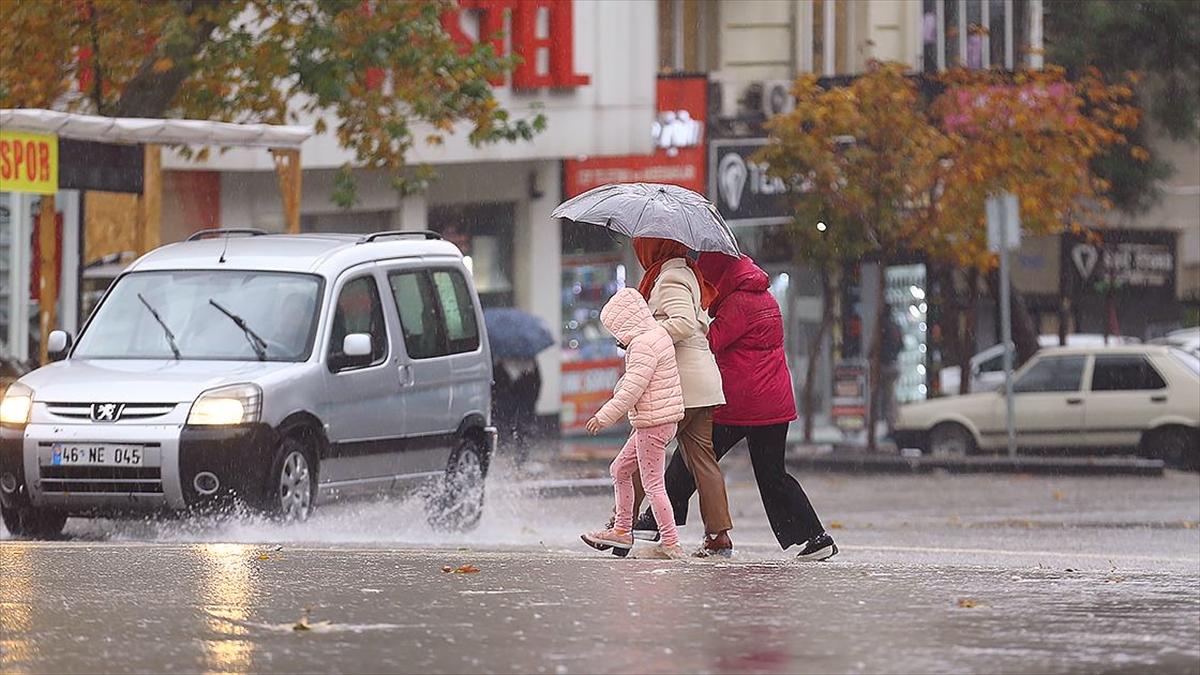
[{"x1": 2, "y1": 470, "x2": 1198, "y2": 674}]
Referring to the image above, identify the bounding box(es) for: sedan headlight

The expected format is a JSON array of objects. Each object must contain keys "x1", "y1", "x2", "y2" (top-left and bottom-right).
[
  {"x1": 187, "y1": 384, "x2": 262, "y2": 426},
  {"x1": 0, "y1": 382, "x2": 33, "y2": 428}
]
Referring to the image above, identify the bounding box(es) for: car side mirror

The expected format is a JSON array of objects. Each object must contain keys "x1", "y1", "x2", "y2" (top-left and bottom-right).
[
  {"x1": 332, "y1": 333, "x2": 373, "y2": 370},
  {"x1": 47, "y1": 330, "x2": 72, "y2": 362}
]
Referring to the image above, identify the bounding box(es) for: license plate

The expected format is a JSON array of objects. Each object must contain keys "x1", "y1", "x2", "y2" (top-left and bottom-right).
[{"x1": 50, "y1": 444, "x2": 145, "y2": 467}]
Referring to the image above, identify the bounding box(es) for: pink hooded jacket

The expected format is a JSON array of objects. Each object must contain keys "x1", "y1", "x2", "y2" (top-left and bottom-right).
[{"x1": 593, "y1": 288, "x2": 686, "y2": 429}]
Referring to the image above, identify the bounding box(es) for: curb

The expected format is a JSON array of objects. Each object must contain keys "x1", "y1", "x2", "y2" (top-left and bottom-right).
[
  {"x1": 512, "y1": 477, "x2": 612, "y2": 498},
  {"x1": 784, "y1": 453, "x2": 1166, "y2": 476}
]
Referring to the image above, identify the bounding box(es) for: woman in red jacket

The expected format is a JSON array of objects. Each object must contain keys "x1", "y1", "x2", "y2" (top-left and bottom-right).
[{"x1": 632, "y1": 253, "x2": 837, "y2": 561}]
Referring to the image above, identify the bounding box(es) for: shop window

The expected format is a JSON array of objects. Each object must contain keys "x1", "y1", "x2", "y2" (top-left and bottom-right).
[
  {"x1": 659, "y1": 0, "x2": 719, "y2": 73},
  {"x1": 921, "y1": 0, "x2": 1033, "y2": 72},
  {"x1": 429, "y1": 203, "x2": 514, "y2": 308}
]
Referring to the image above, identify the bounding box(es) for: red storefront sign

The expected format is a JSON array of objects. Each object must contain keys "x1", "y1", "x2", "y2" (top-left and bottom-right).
[
  {"x1": 442, "y1": 0, "x2": 590, "y2": 90},
  {"x1": 563, "y1": 76, "x2": 708, "y2": 197},
  {"x1": 561, "y1": 358, "x2": 624, "y2": 433}
]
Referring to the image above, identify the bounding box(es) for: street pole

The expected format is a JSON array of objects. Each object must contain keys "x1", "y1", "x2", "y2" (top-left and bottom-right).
[
  {"x1": 999, "y1": 217, "x2": 1016, "y2": 458},
  {"x1": 988, "y1": 193, "x2": 1019, "y2": 458}
]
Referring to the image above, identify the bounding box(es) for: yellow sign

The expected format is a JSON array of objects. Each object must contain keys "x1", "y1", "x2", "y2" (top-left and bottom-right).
[{"x1": 0, "y1": 130, "x2": 58, "y2": 195}]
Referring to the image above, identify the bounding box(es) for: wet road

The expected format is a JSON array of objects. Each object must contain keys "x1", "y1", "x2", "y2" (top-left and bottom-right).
[{"x1": 3, "y1": 463, "x2": 1199, "y2": 674}]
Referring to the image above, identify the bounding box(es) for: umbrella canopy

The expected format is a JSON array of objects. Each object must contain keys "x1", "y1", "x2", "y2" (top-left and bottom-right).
[
  {"x1": 483, "y1": 308, "x2": 556, "y2": 359},
  {"x1": 551, "y1": 182, "x2": 740, "y2": 257}
]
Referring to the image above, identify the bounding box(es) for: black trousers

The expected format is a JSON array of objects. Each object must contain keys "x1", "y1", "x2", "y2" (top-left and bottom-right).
[{"x1": 663, "y1": 422, "x2": 825, "y2": 549}]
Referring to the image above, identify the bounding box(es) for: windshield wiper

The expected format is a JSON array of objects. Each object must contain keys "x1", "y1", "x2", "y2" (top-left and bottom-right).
[
  {"x1": 208, "y1": 299, "x2": 268, "y2": 361},
  {"x1": 137, "y1": 293, "x2": 181, "y2": 360}
]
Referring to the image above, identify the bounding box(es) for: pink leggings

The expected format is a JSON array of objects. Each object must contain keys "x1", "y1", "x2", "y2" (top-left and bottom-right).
[{"x1": 610, "y1": 422, "x2": 680, "y2": 547}]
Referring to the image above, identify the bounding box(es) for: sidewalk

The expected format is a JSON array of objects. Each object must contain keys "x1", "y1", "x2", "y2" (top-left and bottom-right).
[{"x1": 509, "y1": 426, "x2": 1164, "y2": 497}]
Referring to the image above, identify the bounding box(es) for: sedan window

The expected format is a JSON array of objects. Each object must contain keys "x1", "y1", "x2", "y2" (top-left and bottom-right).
[
  {"x1": 1091, "y1": 355, "x2": 1166, "y2": 391},
  {"x1": 1012, "y1": 355, "x2": 1087, "y2": 394}
]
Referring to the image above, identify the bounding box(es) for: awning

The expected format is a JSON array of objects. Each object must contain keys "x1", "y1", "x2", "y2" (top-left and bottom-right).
[{"x1": 0, "y1": 109, "x2": 311, "y2": 149}]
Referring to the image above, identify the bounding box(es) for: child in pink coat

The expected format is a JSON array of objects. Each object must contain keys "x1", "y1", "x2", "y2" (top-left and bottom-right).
[{"x1": 581, "y1": 288, "x2": 686, "y2": 559}]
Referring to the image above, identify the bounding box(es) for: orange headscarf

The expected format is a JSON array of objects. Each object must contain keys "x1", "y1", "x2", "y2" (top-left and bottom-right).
[{"x1": 633, "y1": 237, "x2": 718, "y2": 310}]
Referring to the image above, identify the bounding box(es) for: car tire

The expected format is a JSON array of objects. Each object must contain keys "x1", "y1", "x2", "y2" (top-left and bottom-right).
[
  {"x1": 1, "y1": 505, "x2": 67, "y2": 539},
  {"x1": 928, "y1": 423, "x2": 976, "y2": 457},
  {"x1": 426, "y1": 435, "x2": 487, "y2": 532},
  {"x1": 264, "y1": 435, "x2": 317, "y2": 522},
  {"x1": 1143, "y1": 427, "x2": 1199, "y2": 471}
]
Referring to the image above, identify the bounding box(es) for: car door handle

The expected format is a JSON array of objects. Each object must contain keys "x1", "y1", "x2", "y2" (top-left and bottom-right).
[
  {"x1": 1065, "y1": 397, "x2": 1083, "y2": 405},
  {"x1": 1150, "y1": 395, "x2": 1167, "y2": 403},
  {"x1": 397, "y1": 364, "x2": 414, "y2": 387}
]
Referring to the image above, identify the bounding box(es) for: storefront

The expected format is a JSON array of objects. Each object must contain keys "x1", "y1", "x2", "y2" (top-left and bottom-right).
[{"x1": 558, "y1": 75, "x2": 707, "y2": 434}]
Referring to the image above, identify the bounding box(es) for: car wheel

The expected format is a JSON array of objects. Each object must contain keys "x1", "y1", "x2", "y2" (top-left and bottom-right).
[
  {"x1": 427, "y1": 436, "x2": 487, "y2": 532},
  {"x1": 1, "y1": 505, "x2": 67, "y2": 539},
  {"x1": 928, "y1": 423, "x2": 976, "y2": 457},
  {"x1": 1144, "y1": 427, "x2": 1199, "y2": 471},
  {"x1": 266, "y1": 436, "x2": 316, "y2": 522}
]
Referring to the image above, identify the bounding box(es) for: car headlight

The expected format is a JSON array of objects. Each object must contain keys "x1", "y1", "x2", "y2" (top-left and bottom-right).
[
  {"x1": 187, "y1": 384, "x2": 262, "y2": 426},
  {"x1": 1, "y1": 382, "x2": 33, "y2": 428}
]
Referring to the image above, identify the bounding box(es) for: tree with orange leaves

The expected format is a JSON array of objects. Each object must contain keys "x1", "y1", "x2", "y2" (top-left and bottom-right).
[
  {"x1": 758, "y1": 61, "x2": 1141, "y2": 450},
  {"x1": 0, "y1": 0, "x2": 545, "y2": 204}
]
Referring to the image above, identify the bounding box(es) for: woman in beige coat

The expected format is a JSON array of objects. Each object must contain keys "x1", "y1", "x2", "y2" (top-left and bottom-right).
[{"x1": 631, "y1": 237, "x2": 734, "y2": 556}]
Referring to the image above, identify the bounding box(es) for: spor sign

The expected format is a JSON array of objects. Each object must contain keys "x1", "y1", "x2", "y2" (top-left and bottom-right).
[{"x1": 0, "y1": 130, "x2": 58, "y2": 195}]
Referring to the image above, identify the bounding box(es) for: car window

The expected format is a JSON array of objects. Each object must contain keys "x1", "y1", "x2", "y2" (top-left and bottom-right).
[
  {"x1": 978, "y1": 354, "x2": 1004, "y2": 372},
  {"x1": 431, "y1": 270, "x2": 480, "y2": 354},
  {"x1": 328, "y1": 276, "x2": 387, "y2": 369},
  {"x1": 388, "y1": 271, "x2": 446, "y2": 360},
  {"x1": 1012, "y1": 355, "x2": 1086, "y2": 394},
  {"x1": 1091, "y1": 355, "x2": 1167, "y2": 391},
  {"x1": 73, "y1": 271, "x2": 322, "y2": 362}
]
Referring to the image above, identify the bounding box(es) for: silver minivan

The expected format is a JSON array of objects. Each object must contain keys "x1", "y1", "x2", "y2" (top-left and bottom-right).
[{"x1": 0, "y1": 230, "x2": 496, "y2": 538}]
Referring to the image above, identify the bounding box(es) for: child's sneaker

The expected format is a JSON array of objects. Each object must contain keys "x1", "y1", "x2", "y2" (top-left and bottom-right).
[
  {"x1": 637, "y1": 542, "x2": 686, "y2": 559},
  {"x1": 632, "y1": 510, "x2": 661, "y2": 542},
  {"x1": 795, "y1": 532, "x2": 838, "y2": 561},
  {"x1": 692, "y1": 531, "x2": 734, "y2": 559},
  {"x1": 581, "y1": 527, "x2": 633, "y2": 552}
]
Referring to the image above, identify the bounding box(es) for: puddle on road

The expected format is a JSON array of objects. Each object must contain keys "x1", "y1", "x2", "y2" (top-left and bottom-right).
[{"x1": 0, "y1": 460, "x2": 605, "y2": 550}]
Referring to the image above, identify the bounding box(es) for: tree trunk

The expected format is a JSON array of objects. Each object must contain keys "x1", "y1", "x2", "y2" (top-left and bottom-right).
[
  {"x1": 865, "y1": 264, "x2": 887, "y2": 452},
  {"x1": 987, "y1": 267, "x2": 1039, "y2": 367},
  {"x1": 959, "y1": 269, "x2": 979, "y2": 395},
  {"x1": 802, "y1": 264, "x2": 835, "y2": 443},
  {"x1": 111, "y1": 0, "x2": 223, "y2": 118}
]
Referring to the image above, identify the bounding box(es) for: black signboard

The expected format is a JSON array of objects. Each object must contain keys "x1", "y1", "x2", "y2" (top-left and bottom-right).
[
  {"x1": 1061, "y1": 229, "x2": 1176, "y2": 298},
  {"x1": 707, "y1": 138, "x2": 791, "y2": 226},
  {"x1": 58, "y1": 139, "x2": 144, "y2": 194}
]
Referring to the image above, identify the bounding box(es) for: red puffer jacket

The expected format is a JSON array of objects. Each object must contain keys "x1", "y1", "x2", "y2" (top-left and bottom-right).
[{"x1": 697, "y1": 253, "x2": 797, "y2": 426}]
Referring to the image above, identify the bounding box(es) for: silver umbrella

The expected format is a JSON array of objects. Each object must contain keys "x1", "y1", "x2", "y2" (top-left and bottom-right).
[{"x1": 551, "y1": 182, "x2": 740, "y2": 256}]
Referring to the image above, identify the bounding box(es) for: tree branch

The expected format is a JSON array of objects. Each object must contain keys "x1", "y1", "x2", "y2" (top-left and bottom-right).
[{"x1": 111, "y1": 0, "x2": 224, "y2": 118}]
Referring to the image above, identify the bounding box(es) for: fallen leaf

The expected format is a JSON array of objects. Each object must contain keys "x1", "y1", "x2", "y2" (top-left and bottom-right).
[
  {"x1": 956, "y1": 598, "x2": 979, "y2": 608},
  {"x1": 1105, "y1": 576, "x2": 1126, "y2": 584},
  {"x1": 1052, "y1": 490, "x2": 1064, "y2": 501},
  {"x1": 256, "y1": 553, "x2": 270, "y2": 561},
  {"x1": 442, "y1": 564, "x2": 480, "y2": 574},
  {"x1": 828, "y1": 521, "x2": 844, "y2": 530},
  {"x1": 293, "y1": 607, "x2": 313, "y2": 631}
]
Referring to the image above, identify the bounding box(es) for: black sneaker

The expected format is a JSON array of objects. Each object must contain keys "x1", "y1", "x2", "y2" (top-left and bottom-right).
[
  {"x1": 796, "y1": 532, "x2": 838, "y2": 562},
  {"x1": 632, "y1": 510, "x2": 661, "y2": 542}
]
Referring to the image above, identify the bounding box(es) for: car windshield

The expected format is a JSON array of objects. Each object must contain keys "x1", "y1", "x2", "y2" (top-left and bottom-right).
[{"x1": 73, "y1": 270, "x2": 323, "y2": 362}]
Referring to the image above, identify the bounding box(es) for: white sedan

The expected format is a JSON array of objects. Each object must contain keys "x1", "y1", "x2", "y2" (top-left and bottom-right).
[
  {"x1": 939, "y1": 333, "x2": 1139, "y2": 395},
  {"x1": 895, "y1": 345, "x2": 1200, "y2": 469}
]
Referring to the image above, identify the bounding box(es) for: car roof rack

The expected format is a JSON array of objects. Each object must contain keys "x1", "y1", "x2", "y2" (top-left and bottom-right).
[
  {"x1": 186, "y1": 228, "x2": 269, "y2": 242},
  {"x1": 358, "y1": 230, "x2": 443, "y2": 244}
]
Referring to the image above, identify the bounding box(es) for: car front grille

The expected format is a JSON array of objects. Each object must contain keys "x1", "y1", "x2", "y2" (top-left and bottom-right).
[
  {"x1": 38, "y1": 465, "x2": 164, "y2": 494},
  {"x1": 45, "y1": 402, "x2": 177, "y2": 421}
]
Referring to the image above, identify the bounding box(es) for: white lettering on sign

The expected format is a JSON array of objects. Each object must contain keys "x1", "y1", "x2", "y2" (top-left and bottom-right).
[{"x1": 651, "y1": 111, "x2": 704, "y2": 156}]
